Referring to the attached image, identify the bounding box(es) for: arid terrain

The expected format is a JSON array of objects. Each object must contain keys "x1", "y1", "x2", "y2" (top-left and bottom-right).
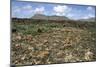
[{"x1": 11, "y1": 18, "x2": 96, "y2": 65}]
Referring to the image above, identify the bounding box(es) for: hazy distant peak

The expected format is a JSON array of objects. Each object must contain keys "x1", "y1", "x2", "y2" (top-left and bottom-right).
[
  {"x1": 31, "y1": 14, "x2": 69, "y2": 21},
  {"x1": 78, "y1": 17, "x2": 96, "y2": 22},
  {"x1": 34, "y1": 14, "x2": 46, "y2": 16}
]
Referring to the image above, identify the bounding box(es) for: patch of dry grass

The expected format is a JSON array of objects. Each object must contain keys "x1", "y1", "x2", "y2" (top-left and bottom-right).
[{"x1": 11, "y1": 21, "x2": 96, "y2": 65}]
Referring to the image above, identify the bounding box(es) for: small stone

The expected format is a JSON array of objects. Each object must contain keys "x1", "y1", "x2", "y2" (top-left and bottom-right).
[
  {"x1": 37, "y1": 51, "x2": 49, "y2": 58},
  {"x1": 15, "y1": 44, "x2": 20, "y2": 47},
  {"x1": 85, "y1": 51, "x2": 93, "y2": 60},
  {"x1": 92, "y1": 38, "x2": 95, "y2": 40},
  {"x1": 53, "y1": 43, "x2": 57, "y2": 46},
  {"x1": 15, "y1": 44, "x2": 21, "y2": 48},
  {"x1": 55, "y1": 40, "x2": 59, "y2": 42},
  {"x1": 21, "y1": 56, "x2": 25, "y2": 60},
  {"x1": 43, "y1": 40, "x2": 48, "y2": 43},
  {"x1": 14, "y1": 60, "x2": 18, "y2": 64},
  {"x1": 65, "y1": 54, "x2": 72, "y2": 61},
  {"x1": 28, "y1": 46, "x2": 33, "y2": 50},
  {"x1": 16, "y1": 36, "x2": 21, "y2": 40}
]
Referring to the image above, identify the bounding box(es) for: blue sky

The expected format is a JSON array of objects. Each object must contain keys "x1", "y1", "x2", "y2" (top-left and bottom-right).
[{"x1": 11, "y1": 0, "x2": 96, "y2": 20}]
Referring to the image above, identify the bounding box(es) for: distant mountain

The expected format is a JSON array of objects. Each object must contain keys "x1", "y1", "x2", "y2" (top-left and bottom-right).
[
  {"x1": 79, "y1": 17, "x2": 96, "y2": 22},
  {"x1": 32, "y1": 14, "x2": 48, "y2": 20},
  {"x1": 31, "y1": 14, "x2": 69, "y2": 21},
  {"x1": 48, "y1": 15, "x2": 69, "y2": 21}
]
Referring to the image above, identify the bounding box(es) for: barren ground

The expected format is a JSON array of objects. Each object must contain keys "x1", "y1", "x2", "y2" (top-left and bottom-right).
[{"x1": 11, "y1": 21, "x2": 96, "y2": 65}]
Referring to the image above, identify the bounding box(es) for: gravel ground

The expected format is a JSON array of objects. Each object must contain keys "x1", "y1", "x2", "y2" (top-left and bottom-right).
[{"x1": 11, "y1": 22, "x2": 96, "y2": 65}]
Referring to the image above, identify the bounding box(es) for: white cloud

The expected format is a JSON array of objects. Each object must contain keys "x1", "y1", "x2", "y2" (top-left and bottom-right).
[
  {"x1": 34, "y1": 7, "x2": 45, "y2": 14},
  {"x1": 88, "y1": 14, "x2": 95, "y2": 17},
  {"x1": 13, "y1": 5, "x2": 34, "y2": 13},
  {"x1": 87, "y1": 6, "x2": 94, "y2": 11},
  {"x1": 14, "y1": 8, "x2": 21, "y2": 13},
  {"x1": 22, "y1": 5, "x2": 34, "y2": 13},
  {"x1": 53, "y1": 5, "x2": 70, "y2": 16},
  {"x1": 82, "y1": 14, "x2": 95, "y2": 19},
  {"x1": 12, "y1": 5, "x2": 35, "y2": 18},
  {"x1": 13, "y1": 6, "x2": 21, "y2": 13},
  {"x1": 67, "y1": 13, "x2": 74, "y2": 17},
  {"x1": 23, "y1": 5, "x2": 33, "y2": 10},
  {"x1": 82, "y1": 16, "x2": 89, "y2": 19}
]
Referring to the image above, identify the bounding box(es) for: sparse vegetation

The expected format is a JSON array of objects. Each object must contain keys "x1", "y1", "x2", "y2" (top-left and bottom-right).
[{"x1": 11, "y1": 18, "x2": 96, "y2": 65}]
